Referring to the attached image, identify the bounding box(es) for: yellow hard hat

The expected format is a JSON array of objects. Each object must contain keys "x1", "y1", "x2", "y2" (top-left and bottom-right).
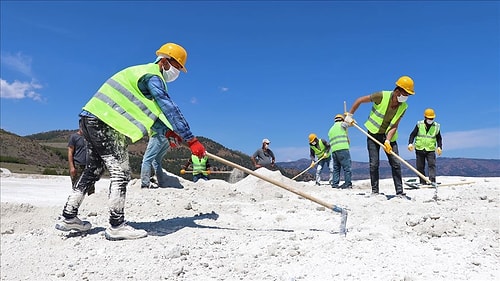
[
  {"x1": 308, "y1": 133, "x2": 317, "y2": 143},
  {"x1": 424, "y1": 108, "x2": 435, "y2": 119},
  {"x1": 395, "y1": 76, "x2": 415, "y2": 95},
  {"x1": 156, "y1": 43, "x2": 188, "y2": 73},
  {"x1": 334, "y1": 114, "x2": 344, "y2": 121}
]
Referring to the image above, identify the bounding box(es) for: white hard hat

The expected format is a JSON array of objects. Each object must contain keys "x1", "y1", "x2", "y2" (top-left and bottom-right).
[{"x1": 262, "y1": 138, "x2": 270, "y2": 144}]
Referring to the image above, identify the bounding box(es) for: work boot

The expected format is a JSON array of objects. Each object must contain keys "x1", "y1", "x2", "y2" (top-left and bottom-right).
[
  {"x1": 141, "y1": 182, "x2": 158, "y2": 189},
  {"x1": 340, "y1": 183, "x2": 352, "y2": 189},
  {"x1": 104, "y1": 223, "x2": 148, "y2": 241},
  {"x1": 55, "y1": 216, "x2": 92, "y2": 232}
]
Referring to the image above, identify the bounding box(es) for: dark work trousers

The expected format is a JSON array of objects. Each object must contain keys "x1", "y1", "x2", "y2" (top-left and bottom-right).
[
  {"x1": 70, "y1": 164, "x2": 95, "y2": 195},
  {"x1": 62, "y1": 116, "x2": 130, "y2": 227},
  {"x1": 415, "y1": 149, "x2": 437, "y2": 184},
  {"x1": 367, "y1": 133, "x2": 404, "y2": 194}
]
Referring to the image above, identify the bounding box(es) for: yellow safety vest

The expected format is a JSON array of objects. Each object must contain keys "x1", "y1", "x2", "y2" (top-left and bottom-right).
[
  {"x1": 415, "y1": 121, "x2": 440, "y2": 151},
  {"x1": 328, "y1": 122, "x2": 349, "y2": 151},
  {"x1": 192, "y1": 155, "x2": 208, "y2": 175},
  {"x1": 310, "y1": 140, "x2": 331, "y2": 158},
  {"x1": 83, "y1": 63, "x2": 172, "y2": 143},
  {"x1": 364, "y1": 91, "x2": 407, "y2": 141}
]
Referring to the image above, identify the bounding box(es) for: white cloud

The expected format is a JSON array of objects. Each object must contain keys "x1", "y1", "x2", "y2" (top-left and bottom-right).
[
  {"x1": 444, "y1": 128, "x2": 500, "y2": 150},
  {"x1": 219, "y1": 86, "x2": 229, "y2": 92},
  {"x1": 0, "y1": 79, "x2": 43, "y2": 101},
  {"x1": 190, "y1": 97, "x2": 198, "y2": 104},
  {"x1": 1, "y1": 52, "x2": 33, "y2": 77}
]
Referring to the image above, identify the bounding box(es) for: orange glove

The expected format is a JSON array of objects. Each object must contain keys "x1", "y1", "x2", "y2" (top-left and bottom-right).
[
  {"x1": 310, "y1": 160, "x2": 316, "y2": 168},
  {"x1": 180, "y1": 169, "x2": 186, "y2": 175},
  {"x1": 165, "y1": 130, "x2": 182, "y2": 148},
  {"x1": 436, "y1": 147, "x2": 442, "y2": 156},
  {"x1": 188, "y1": 137, "x2": 206, "y2": 159},
  {"x1": 383, "y1": 140, "x2": 392, "y2": 154},
  {"x1": 206, "y1": 170, "x2": 211, "y2": 175}
]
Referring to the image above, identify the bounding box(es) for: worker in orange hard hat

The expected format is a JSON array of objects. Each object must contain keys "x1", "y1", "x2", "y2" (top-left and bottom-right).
[
  {"x1": 343, "y1": 75, "x2": 415, "y2": 198},
  {"x1": 56, "y1": 42, "x2": 206, "y2": 241},
  {"x1": 408, "y1": 108, "x2": 443, "y2": 185}
]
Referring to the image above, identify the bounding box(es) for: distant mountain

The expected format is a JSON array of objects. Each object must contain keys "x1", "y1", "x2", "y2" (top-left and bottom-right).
[
  {"x1": 1, "y1": 129, "x2": 499, "y2": 181},
  {"x1": 279, "y1": 157, "x2": 500, "y2": 180}
]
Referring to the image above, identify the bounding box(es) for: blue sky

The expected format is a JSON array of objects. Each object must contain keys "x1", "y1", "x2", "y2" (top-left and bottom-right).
[{"x1": 1, "y1": 1, "x2": 499, "y2": 163}]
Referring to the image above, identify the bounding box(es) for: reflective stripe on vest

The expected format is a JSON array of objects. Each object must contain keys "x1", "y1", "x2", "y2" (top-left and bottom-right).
[
  {"x1": 310, "y1": 140, "x2": 331, "y2": 158},
  {"x1": 415, "y1": 121, "x2": 440, "y2": 151},
  {"x1": 328, "y1": 122, "x2": 349, "y2": 151},
  {"x1": 364, "y1": 91, "x2": 407, "y2": 141},
  {"x1": 192, "y1": 155, "x2": 208, "y2": 175},
  {"x1": 83, "y1": 63, "x2": 173, "y2": 143}
]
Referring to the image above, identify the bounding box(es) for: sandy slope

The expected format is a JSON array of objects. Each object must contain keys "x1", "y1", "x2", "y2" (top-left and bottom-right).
[{"x1": 1, "y1": 170, "x2": 499, "y2": 281}]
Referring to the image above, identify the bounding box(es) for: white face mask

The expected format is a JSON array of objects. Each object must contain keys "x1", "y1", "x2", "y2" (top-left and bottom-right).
[
  {"x1": 162, "y1": 61, "x2": 180, "y2": 83},
  {"x1": 426, "y1": 119, "x2": 434, "y2": 125},
  {"x1": 397, "y1": 95, "x2": 408, "y2": 103}
]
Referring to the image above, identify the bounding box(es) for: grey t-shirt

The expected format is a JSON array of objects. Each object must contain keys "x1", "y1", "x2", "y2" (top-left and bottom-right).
[
  {"x1": 68, "y1": 133, "x2": 87, "y2": 165},
  {"x1": 252, "y1": 148, "x2": 275, "y2": 166}
]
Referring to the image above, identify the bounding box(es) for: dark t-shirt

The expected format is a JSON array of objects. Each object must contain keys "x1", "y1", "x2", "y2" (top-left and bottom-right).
[{"x1": 68, "y1": 133, "x2": 87, "y2": 165}]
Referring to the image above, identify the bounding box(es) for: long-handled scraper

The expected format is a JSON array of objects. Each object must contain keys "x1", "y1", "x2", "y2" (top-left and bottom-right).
[{"x1": 205, "y1": 151, "x2": 348, "y2": 235}]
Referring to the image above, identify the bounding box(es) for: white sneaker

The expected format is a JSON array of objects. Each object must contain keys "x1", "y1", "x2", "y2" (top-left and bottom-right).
[
  {"x1": 55, "y1": 216, "x2": 92, "y2": 232},
  {"x1": 104, "y1": 223, "x2": 147, "y2": 241}
]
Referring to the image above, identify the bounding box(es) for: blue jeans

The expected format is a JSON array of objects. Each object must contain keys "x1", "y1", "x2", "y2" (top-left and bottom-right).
[
  {"x1": 141, "y1": 131, "x2": 169, "y2": 187},
  {"x1": 332, "y1": 149, "x2": 352, "y2": 185},
  {"x1": 193, "y1": 173, "x2": 209, "y2": 183},
  {"x1": 316, "y1": 156, "x2": 333, "y2": 184},
  {"x1": 367, "y1": 133, "x2": 403, "y2": 194}
]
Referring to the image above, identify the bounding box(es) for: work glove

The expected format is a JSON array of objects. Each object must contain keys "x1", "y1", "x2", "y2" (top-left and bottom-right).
[
  {"x1": 436, "y1": 147, "x2": 442, "y2": 156},
  {"x1": 310, "y1": 160, "x2": 316, "y2": 168},
  {"x1": 383, "y1": 140, "x2": 392, "y2": 154},
  {"x1": 165, "y1": 130, "x2": 183, "y2": 148},
  {"x1": 407, "y1": 144, "x2": 414, "y2": 152},
  {"x1": 187, "y1": 137, "x2": 206, "y2": 159},
  {"x1": 341, "y1": 121, "x2": 350, "y2": 129},
  {"x1": 323, "y1": 152, "x2": 328, "y2": 158},
  {"x1": 180, "y1": 169, "x2": 186, "y2": 175},
  {"x1": 206, "y1": 170, "x2": 211, "y2": 175},
  {"x1": 343, "y1": 112, "x2": 355, "y2": 125}
]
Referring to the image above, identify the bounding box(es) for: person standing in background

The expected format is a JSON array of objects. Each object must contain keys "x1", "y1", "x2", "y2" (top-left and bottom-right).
[
  {"x1": 67, "y1": 124, "x2": 95, "y2": 195},
  {"x1": 408, "y1": 108, "x2": 443, "y2": 184},
  {"x1": 251, "y1": 138, "x2": 276, "y2": 169},
  {"x1": 140, "y1": 120, "x2": 170, "y2": 189},
  {"x1": 328, "y1": 114, "x2": 352, "y2": 189}
]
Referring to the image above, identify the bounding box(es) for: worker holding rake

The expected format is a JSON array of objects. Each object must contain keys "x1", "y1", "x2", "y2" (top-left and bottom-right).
[
  {"x1": 344, "y1": 76, "x2": 415, "y2": 197},
  {"x1": 308, "y1": 133, "x2": 334, "y2": 186}
]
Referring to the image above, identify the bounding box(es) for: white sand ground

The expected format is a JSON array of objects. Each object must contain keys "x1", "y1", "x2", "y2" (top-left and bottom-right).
[{"x1": 1, "y1": 169, "x2": 499, "y2": 281}]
